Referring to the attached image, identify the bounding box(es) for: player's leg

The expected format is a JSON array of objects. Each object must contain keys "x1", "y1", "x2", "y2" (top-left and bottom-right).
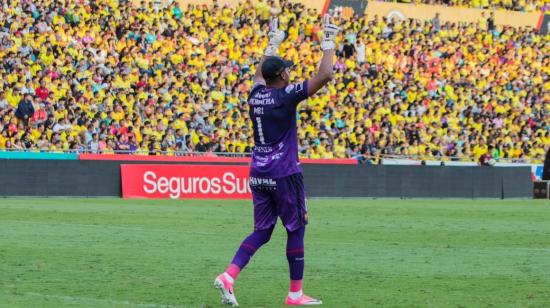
[
  {"x1": 276, "y1": 174, "x2": 322, "y2": 305},
  {"x1": 227, "y1": 185, "x2": 277, "y2": 279},
  {"x1": 227, "y1": 224, "x2": 275, "y2": 279},
  {"x1": 215, "y1": 186, "x2": 276, "y2": 306},
  {"x1": 215, "y1": 225, "x2": 274, "y2": 306}
]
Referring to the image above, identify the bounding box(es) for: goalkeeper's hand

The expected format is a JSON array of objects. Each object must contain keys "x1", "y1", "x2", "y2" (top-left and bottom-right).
[
  {"x1": 264, "y1": 18, "x2": 285, "y2": 57},
  {"x1": 321, "y1": 14, "x2": 341, "y2": 51}
]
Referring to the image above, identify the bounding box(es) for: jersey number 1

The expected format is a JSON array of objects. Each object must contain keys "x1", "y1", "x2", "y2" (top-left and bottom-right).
[{"x1": 256, "y1": 117, "x2": 266, "y2": 145}]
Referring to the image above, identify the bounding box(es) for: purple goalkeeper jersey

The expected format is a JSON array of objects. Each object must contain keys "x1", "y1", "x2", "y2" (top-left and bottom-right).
[{"x1": 248, "y1": 81, "x2": 309, "y2": 179}]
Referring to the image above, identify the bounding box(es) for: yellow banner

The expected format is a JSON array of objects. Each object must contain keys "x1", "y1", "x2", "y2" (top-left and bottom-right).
[{"x1": 365, "y1": 2, "x2": 541, "y2": 28}]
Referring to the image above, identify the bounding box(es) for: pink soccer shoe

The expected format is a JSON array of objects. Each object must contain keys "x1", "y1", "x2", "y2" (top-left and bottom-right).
[
  {"x1": 285, "y1": 294, "x2": 323, "y2": 306},
  {"x1": 214, "y1": 273, "x2": 238, "y2": 306}
]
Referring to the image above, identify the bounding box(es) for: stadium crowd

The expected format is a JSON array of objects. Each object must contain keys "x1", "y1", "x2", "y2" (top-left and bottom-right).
[
  {"x1": 386, "y1": 0, "x2": 549, "y2": 12},
  {"x1": 0, "y1": 0, "x2": 548, "y2": 163}
]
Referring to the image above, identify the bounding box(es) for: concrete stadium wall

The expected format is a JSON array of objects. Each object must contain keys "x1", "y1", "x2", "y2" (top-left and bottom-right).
[{"x1": 0, "y1": 159, "x2": 531, "y2": 198}]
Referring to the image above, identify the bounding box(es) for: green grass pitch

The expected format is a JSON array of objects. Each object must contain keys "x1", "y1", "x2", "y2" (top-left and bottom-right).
[{"x1": 1, "y1": 198, "x2": 549, "y2": 307}]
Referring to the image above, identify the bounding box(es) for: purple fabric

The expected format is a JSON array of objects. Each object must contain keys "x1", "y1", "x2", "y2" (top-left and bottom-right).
[
  {"x1": 248, "y1": 81, "x2": 309, "y2": 179},
  {"x1": 230, "y1": 226, "x2": 274, "y2": 269},
  {"x1": 286, "y1": 226, "x2": 305, "y2": 280},
  {"x1": 251, "y1": 173, "x2": 308, "y2": 232}
]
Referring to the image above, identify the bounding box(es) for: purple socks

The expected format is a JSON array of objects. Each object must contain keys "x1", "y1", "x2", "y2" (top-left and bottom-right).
[
  {"x1": 286, "y1": 227, "x2": 305, "y2": 280},
  {"x1": 230, "y1": 226, "x2": 275, "y2": 269},
  {"x1": 228, "y1": 225, "x2": 306, "y2": 284}
]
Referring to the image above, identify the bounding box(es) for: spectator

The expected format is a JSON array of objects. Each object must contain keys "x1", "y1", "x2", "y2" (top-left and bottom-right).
[
  {"x1": 15, "y1": 94, "x2": 34, "y2": 125},
  {"x1": 342, "y1": 39, "x2": 355, "y2": 59},
  {"x1": 52, "y1": 118, "x2": 71, "y2": 133},
  {"x1": 487, "y1": 12, "x2": 495, "y2": 32},
  {"x1": 479, "y1": 151, "x2": 493, "y2": 166},
  {"x1": 37, "y1": 133, "x2": 50, "y2": 151},
  {"x1": 432, "y1": 13, "x2": 441, "y2": 34},
  {"x1": 0, "y1": 93, "x2": 8, "y2": 110},
  {"x1": 355, "y1": 38, "x2": 366, "y2": 67},
  {"x1": 89, "y1": 133, "x2": 100, "y2": 154},
  {"x1": 0, "y1": 0, "x2": 545, "y2": 164},
  {"x1": 35, "y1": 81, "x2": 49, "y2": 101},
  {"x1": 196, "y1": 137, "x2": 208, "y2": 153}
]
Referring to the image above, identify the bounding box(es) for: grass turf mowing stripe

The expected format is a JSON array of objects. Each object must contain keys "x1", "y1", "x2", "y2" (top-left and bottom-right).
[{"x1": 1, "y1": 198, "x2": 549, "y2": 307}]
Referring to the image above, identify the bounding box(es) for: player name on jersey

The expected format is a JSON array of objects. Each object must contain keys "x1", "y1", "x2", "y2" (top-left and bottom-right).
[{"x1": 248, "y1": 81, "x2": 309, "y2": 179}]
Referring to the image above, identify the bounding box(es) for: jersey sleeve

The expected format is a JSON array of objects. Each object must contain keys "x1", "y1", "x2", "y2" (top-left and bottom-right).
[
  {"x1": 281, "y1": 80, "x2": 309, "y2": 106},
  {"x1": 250, "y1": 83, "x2": 266, "y2": 96}
]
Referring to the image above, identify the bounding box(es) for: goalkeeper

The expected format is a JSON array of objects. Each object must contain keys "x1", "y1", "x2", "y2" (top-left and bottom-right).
[{"x1": 214, "y1": 15, "x2": 340, "y2": 306}]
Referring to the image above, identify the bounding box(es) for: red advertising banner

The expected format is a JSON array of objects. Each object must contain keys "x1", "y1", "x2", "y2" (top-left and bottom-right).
[{"x1": 121, "y1": 164, "x2": 251, "y2": 199}]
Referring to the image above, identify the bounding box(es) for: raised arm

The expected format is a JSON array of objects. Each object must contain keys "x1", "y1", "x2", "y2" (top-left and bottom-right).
[
  {"x1": 253, "y1": 57, "x2": 268, "y2": 86},
  {"x1": 308, "y1": 15, "x2": 341, "y2": 96},
  {"x1": 253, "y1": 18, "x2": 285, "y2": 86}
]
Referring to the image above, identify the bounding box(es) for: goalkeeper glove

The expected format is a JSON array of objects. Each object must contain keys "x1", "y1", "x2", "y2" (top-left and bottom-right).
[
  {"x1": 264, "y1": 18, "x2": 285, "y2": 57},
  {"x1": 321, "y1": 14, "x2": 341, "y2": 51}
]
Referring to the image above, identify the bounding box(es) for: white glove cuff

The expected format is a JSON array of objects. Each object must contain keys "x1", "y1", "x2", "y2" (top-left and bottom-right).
[
  {"x1": 264, "y1": 44, "x2": 279, "y2": 57},
  {"x1": 321, "y1": 41, "x2": 335, "y2": 51}
]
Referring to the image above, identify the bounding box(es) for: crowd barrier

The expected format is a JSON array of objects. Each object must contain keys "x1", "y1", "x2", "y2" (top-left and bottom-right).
[
  {"x1": 0, "y1": 151, "x2": 77, "y2": 160},
  {"x1": 0, "y1": 156, "x2": 531, "y2": 199}
]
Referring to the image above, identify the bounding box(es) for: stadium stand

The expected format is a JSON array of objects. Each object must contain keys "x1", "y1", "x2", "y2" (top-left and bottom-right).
[
  {"x1": 0, "y1": 0, "x2": 548, "y2": 163},
  {"x1": 383, "y1": 0, "x2": 549, "y2": 12}
]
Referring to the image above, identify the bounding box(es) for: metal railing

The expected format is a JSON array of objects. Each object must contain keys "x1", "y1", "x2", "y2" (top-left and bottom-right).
[
  {"x1": 0, "y1": 148, "x2": 542, "y2": 164},
  {"x1": 0, "y1": 148, "x2": 252, "y2": 157}
]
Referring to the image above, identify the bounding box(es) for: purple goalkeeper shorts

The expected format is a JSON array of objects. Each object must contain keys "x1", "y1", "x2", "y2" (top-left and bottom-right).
[{"x1": 249, "y1": 173, "x2": 308, "y2": 232}]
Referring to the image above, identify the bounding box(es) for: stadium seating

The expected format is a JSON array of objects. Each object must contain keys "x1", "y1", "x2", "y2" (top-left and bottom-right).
[{"x1": 0, "y1": 0, "x2": 548, "y2": 163}]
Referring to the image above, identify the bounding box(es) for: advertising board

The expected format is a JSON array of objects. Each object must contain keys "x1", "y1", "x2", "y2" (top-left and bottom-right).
[{"x1": 121, "y1": 164, "x2": 252, "y2": 199}]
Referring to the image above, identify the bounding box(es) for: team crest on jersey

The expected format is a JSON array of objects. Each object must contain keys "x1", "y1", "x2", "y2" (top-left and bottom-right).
[{"x1": 285, "y1": 84, "x2": 295, "y2": 93}]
